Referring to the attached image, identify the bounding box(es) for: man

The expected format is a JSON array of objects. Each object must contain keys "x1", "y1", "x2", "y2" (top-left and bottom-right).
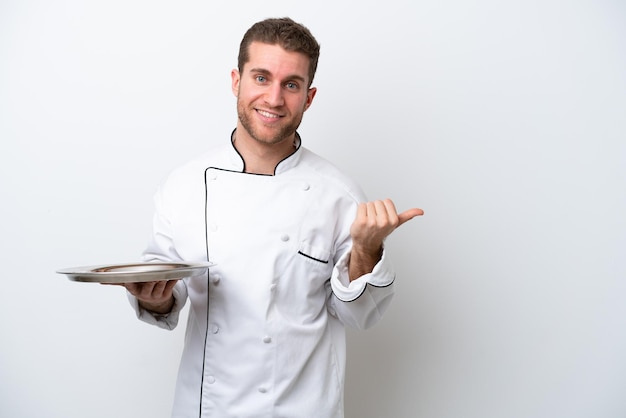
[{"x1": 122, "y1": 17, "x2": 423, "y2": 418}]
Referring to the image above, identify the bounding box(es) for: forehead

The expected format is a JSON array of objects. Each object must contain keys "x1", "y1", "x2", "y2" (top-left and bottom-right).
[{"x1": 244, "y1": 42, "x2": 310, "y2": 82}]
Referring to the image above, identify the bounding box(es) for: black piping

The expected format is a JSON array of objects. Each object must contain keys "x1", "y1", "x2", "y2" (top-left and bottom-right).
[
  {"x1": 198, "y1": 166, "x2": 212, "y2": 418},
  {"x1": 230, "y1": 128, "x2": 302, "y2": 176},
  {"x1": 297, "y1": 251, "x2": 329, "y2": 264},
  {"x1": 334, "y1": 276, "x2": 396, "y2": 303}
]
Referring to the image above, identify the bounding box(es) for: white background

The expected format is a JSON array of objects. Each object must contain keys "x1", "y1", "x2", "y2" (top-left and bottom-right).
[{"x1": 1, "y1": 1, "x2": 625, "y2": 417}]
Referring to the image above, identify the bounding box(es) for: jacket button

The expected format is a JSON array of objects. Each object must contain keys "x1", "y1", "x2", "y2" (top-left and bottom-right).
[
  {"x1": 206, "y1": 376, "x2": 216, "y2": 384},
  {"x1": 263, "y1": 336, "x2": 272, "y2": 344},
  {"x1": 211, "y1": 324, "x2": 219, "y2": 334},
  {"x1": 302, "y1": 183, "x2": 310, "y2": 191},
  {"x1": 280, "y1": 234, "x2": 290, "y2": 242},
  {"x1": 211, "y1": 275, "x2": 221, "y2": 285},
  {"x1": 258, "y1": 386, "x2": 267, "y2": 393}
]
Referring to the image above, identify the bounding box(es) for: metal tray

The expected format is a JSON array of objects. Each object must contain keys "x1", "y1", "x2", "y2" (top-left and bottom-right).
[{"x1": 57, "y1": 261, "x2": 214, "y2": 283}]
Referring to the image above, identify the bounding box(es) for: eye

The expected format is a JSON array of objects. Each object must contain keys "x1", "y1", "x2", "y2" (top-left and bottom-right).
[
  {"x1": 285, "y1": 81, "x2": 299, "y2": 90},
  {"x1": 255, "y1": 75, "x2": 267, "y2": 83}
]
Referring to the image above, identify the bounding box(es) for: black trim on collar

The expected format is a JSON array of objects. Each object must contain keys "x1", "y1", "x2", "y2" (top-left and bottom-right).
[{"x1": 230, "y1": 128, "x2": 302, "y2": 176}]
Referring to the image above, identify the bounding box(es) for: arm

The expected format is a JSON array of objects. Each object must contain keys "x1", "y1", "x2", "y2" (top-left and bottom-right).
[
  {"x1": 122, "y1": 182, "x2": 189, "y2": 327},
  {"x1": 327, "y1": 199, "x2": 423, "y2": 330}
]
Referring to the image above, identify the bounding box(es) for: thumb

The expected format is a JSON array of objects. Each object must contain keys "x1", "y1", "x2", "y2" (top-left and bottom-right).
[{"x1": 397, "y1": 208, "x2": 424, "y2": 227}]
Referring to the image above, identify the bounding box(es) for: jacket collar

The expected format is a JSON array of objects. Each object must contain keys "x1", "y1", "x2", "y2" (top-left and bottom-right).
[{"x1": 228, "y1": 129, "x2": 303, "y2": 175}]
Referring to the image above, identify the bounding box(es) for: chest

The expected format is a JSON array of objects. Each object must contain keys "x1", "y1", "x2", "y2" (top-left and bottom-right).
[{"x1": 169, "y1": 169, "x2": 348, "y2": 265}]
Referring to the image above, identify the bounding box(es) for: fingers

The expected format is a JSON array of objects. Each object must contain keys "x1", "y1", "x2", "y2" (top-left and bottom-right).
[
  {"x1": 140, "y1": 280, "x2": 177, "y2": 300},
  {"x1": 357, "y1": 199, "x2": 423, "y2": 230},
  {"x1": 380, "y1": 199, "x2": 401, "y2": 226},
  {"x1": 163, "y1": 279, "x2": 179, "y2": 296},
  {"x1": 359, "y1": 200, "x2": 399, "y2": 226},
  {"x1": 356, "y1": 201, "x2": 367, "y2": 220},
  {"x1": 363, "y1": 199, "x2": 422, "y2": 226},
  {"x1": 104, "y1": 279, "x2": 178, "y2": 304}
]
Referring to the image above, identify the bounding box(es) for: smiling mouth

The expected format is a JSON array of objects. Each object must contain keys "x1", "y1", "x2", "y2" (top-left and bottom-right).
[{"x1": 256, "y1": 109, "x2": 282, "y2": 119}]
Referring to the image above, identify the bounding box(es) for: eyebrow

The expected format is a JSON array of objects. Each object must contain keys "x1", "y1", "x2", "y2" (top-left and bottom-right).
[{"x1": 248, "y1": 67, "x2": 307, "y2": 84}]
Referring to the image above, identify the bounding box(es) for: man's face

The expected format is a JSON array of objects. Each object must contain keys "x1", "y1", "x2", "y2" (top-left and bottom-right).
[{"x1": 232, "y1": 42, "x2": 316, "y2": 146}]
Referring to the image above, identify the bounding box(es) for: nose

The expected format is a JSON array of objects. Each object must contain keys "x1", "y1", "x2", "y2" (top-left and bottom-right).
[{"x1": 264, "y1": 83, "x2": 284, "y2": 107}]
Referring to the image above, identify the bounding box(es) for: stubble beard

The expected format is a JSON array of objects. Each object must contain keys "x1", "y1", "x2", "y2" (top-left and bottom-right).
[{"x1": 236, "y1": 98, "x2": 303, "y2": 146}]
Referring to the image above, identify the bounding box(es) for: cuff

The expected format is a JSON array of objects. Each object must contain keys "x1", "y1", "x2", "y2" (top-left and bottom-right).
[
  {"x1": 127, "y1": 281, "x2": 187, "y2": 330},
  {"x1": 330, "y1": 248, "x2": 395, "y2": 302}
]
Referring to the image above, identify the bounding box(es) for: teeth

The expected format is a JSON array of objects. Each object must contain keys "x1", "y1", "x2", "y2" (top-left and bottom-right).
[{"x1": 258, "y1": 110, "x2": 279, "y2": 119}]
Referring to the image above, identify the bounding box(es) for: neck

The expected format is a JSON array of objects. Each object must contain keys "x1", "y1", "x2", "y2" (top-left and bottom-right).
[{"x1": 232, "y1": 128, "x2": 297, "y2": 175}]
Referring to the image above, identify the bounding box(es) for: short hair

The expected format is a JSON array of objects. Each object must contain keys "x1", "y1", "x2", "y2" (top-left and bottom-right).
[{"x1": 238, "y1": 17, "x2": 320, "y2": 87}]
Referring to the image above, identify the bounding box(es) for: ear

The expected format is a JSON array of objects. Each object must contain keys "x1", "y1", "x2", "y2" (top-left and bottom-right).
[
  {"x1": 231, "y1": 69, "x2": 241, "y2": 97},
  {"x1": 304, "y1": 87, "x2": 317, "y2": 111}
]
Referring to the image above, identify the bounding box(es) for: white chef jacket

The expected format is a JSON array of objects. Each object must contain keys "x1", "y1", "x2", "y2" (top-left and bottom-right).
[{"x1": 129, "y1": 133, "x2": 396, "y2": 418}]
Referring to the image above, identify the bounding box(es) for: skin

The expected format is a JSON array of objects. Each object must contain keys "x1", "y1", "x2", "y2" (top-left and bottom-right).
[
  {"x1": 230, "y1": 42, "x2": 316, "y2": 175},
  {"x1": 115, "y1": 42, "x2": 424, "y2": 314}
]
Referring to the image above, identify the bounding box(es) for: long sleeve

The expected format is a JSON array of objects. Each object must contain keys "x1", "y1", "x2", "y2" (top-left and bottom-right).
[
  {"x1": 328, "y1": 248, "x2": 395, "y2": 330},
  {"x1": 126, "y1": 184, "x2": 190, "y2": 329}
]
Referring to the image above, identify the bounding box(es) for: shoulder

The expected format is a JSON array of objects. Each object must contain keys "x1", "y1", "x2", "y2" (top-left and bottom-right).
[{"x1": 297, "y1": 147, "x2": 367, "y2": 202}]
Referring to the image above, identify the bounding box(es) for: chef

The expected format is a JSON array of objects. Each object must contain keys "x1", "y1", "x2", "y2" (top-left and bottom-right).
[{"x1": 118, "y1": 17, "x2": 423, "y2": 418}]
